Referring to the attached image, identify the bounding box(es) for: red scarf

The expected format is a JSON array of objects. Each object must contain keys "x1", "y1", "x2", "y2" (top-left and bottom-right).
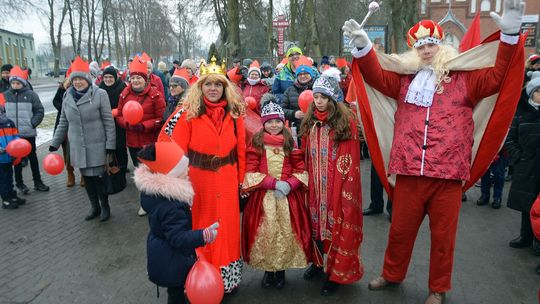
[
  {"x1": 263, "y1": 132, "x2": 284, "y2": 146},
  {"x1": 314, "y1": 109, "x2": 329, "y2": 122},
  {"x1": 203, "y1": 97, "x2": 228, "y2": 132}
]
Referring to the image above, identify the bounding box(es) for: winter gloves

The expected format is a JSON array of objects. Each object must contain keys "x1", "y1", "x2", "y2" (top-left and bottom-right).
[
  {"x1": 342, "y1": 19, "x2": 371, "y2": 50},
  {"x1": 127, "y1": 123, "x2": 145, "y2": 132},
  {"x1": 203, "y1": 222, "x2": 219, "y2": 244},
  {"x1": 490, "y1": 0, "x2": 525, "y2": 35},
  {"x1": 274, "y1": 181, "x2": 291, "y2": 199}
]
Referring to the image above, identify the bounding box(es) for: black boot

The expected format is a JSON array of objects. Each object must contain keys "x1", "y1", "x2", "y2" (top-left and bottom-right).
[
  {"x1": 476, "y1": 195, "x2": 489, "y2": 206},
  {"x1": 261, "y1": 271, "x2": 274, "y2": 289},
  {"x1": 84, "y1": 177, "x2": 101, "y2": 220},
  {"x1": 274, "y1": 271, "x2": 285, "y2": 289},
  {"x1": 303, "y1": 264, "x2": 324, "y2": 280},
  {"x1": 96, "y1": 177, "x2": 110, "y2": 222},
  {"x1": 100, "y1": 200, "x2": 110, "y2": 222},
  {"x1": 34, "y1": 181, "x2": 50, "y2": 192},
  {"x1": 320, "y1": 278, "x2": 340, "y2": 296},
  {"x1": 509, "y1": 236, "x2": 532, "y2": 248}
]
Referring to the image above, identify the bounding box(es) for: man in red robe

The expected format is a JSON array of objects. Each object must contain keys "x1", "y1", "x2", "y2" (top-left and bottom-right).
[{"x1": 343, "y1": 1, "x2": 525, "y2": 303}]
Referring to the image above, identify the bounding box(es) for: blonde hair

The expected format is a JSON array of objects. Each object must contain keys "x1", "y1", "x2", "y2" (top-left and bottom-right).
[
  {"x1": 182, "y1": 74, "x2": 245, "y2": 120},
  {"x1": 391, "y1": 44, "x2": 459, "y2": 90}
]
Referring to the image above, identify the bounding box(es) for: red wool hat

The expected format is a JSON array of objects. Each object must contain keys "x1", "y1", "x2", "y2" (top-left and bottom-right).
[
  {"x1": 129, "y1": 56, "x2": 148, "y2": 81},
  {"x1": 9, "y1": 66, "x2": 29, "y2": 86},
  {"x1": 68, "y1": 56, "x2": 91, "y2": 83},
  {"x1": 407, "y1": 20, "x2": 445, "y2": 48},
  {"x1": 138, "y1": 142, "x2": 189, "y2": 176},
  {"x1": 336, "y1": 58, "x2": 348, "y2": 69}
]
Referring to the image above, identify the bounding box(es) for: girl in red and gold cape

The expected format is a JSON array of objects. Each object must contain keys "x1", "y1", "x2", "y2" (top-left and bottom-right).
[
  {"x1": 343, "y1": 1, "x2": 525, "y2": 303},
  {"x1": 158, "y1": 57, "x2": 246, "y2": 294},
  {"x1": 299, "y1": 71, "x2": 363, "y2": 296},
  {"x1": 241, "y1": 93, "x2": 312, "y2": 290}
]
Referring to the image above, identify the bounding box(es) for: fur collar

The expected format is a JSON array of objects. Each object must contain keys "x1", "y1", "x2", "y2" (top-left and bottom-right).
[{"x1": 134, "y1": 164, "x2": 194, "y2": 206}]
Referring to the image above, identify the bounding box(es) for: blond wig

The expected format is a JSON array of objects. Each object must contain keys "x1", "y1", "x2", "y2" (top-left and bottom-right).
[
  {"x1": 390, "y1": 44, "x2": 459, "y2": 90},
  {"x1": 182, "y1": 74, "x2": 245, "y2": 120}
]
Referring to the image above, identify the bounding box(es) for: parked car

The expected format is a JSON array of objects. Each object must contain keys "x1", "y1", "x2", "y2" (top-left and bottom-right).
[{"x1": 46, "y1": 68, "x2": 68, "y2": 77}]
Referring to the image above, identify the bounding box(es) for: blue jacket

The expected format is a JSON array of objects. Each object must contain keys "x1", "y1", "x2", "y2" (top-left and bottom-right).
[
  {"x1": 272, "y1": 65, "x2": 296, "y2": 103},
  {"x1": 0, "y1": 115, "x2": 18, "y2": 164},
  {"x1": 136, "y1": 166, "x2": 205, "y2": 288}
]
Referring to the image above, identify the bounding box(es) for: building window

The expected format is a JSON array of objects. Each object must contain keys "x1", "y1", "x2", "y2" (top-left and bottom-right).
[
  {"x1": 480, "y1": 0, "x2": 491, "y2": 11},
  {"x1": 32, "y1": 58, "x2": 35, "y2": 69},
  {"x1": 421, "y1": 0, "x2": 427, "y2": 14},
  {"x1": 496, "y1": 0, "x2": 501, "y2": 12},
  {"x1": 30, "y1": 40, "x2": 33, "y2": 51}
]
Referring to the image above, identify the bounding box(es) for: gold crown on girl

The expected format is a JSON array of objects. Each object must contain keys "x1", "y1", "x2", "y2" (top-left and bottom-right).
[{"x1": 199, "y1": 56, "x2": 227, "y2": 76}]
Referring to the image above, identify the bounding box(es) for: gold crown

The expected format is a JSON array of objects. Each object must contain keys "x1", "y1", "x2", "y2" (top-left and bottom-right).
[{"x1": 200, "y1": 56, "x2": 226, "y2": 76}]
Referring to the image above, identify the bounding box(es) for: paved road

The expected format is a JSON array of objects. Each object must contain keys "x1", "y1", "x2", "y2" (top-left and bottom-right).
[
  {"x1": 0, "y1": 143, "x2": 538, "y2": 304},
  {"x1": 32, "y1": 77, "x2": 63, "y2": 115}
]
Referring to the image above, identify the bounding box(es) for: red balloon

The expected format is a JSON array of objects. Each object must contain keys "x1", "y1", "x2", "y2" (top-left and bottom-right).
[
  {"x1": 185, "y1": 254, "x2": 224, "y2": 304},
  {"x1": 298, "y1": 90, "x2": 313, "y2": 113},
  {"x1": 123, "y1": 101, "x2": 144, "y2": 125},
  {"x1": 245, "y1": 96, "x2": 257, "y2": 110},
  {"x1": 111, "y1": 108, "x2": 118, "y2": 118},
  {"x1": 6, "y1": 138, "x2": 32, "y2": 158},
  {"x1": 43, "y1": 153, "x2": 65, "y2": 175}
]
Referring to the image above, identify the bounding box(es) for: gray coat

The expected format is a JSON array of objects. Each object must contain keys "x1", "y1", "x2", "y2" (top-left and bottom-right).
[
  {"x1": 51, "y1": 85, "x2": 116, "y2": 169},
  {"x1": 4, "y1": 86, "x2": 44, "y2": 137}
]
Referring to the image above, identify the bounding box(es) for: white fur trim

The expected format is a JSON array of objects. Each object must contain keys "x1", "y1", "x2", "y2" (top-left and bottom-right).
[
  {"x1": 134, "y1": 164, "x2": 194, "y2": 205},
  {"x1": 351, "y1": 40, "x2": 373, "y2": 58},
  {"x1": 413, "y1": 37, "x2": 441, "y2": 48},
  {"x1": 500, "y1": 33, "x2": 519, "y2": 45}
]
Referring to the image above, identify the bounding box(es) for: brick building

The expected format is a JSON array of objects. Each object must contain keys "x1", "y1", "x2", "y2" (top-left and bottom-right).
[{"x1": 420, "y1": 0, "x2": 539, "y2": 56}]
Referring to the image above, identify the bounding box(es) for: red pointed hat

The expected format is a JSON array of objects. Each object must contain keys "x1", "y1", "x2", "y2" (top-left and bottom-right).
[
  {"x1": 100, "y1": 60, "x2": 111, "y2": 70},
  {"x1": 129, "y1": 56, "x2": 148, "y2": 81},
  {"x1": 336, "y1": 58, "x2": 348, "y2": 69},
  {"x1": 68, "y1": 56, "x2": 92, "y2": 83},
  {"x1": 140, "y1": 52, "x2": 152, "y2": 63},
  {"x1": 294, "y1": 55, "x2": 313, "y2": 68},
  {"x1": 407, "y1": 20, "x2": 444, "y2": 48},
  {"x1": 9, "y1": 66, "x2": 29, "y2": 80},
  {"x1": 138, "y1": 142, "x2": 189, "y2": 176},
  {"x1": 227, "y1": 67, "x2": 243, "y2": 84},
  {"x1": 170, "y1": 68, "x2": 190, "y2": 86}
]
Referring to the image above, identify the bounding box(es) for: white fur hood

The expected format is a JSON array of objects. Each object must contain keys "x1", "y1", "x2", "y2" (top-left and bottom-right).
[{"x1": 133, "y1": 164, "x2": 194, "y2": 206}]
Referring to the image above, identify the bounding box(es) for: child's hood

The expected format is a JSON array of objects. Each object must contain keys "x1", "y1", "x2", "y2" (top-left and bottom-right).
[{"x1": 134, "y1": 164, "x2": 194, "y2": 206}]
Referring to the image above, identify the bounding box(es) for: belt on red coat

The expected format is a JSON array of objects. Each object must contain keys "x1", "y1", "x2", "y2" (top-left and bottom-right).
[{"x1": 187, "y1": 148, "x2": 237, "y2": 172}]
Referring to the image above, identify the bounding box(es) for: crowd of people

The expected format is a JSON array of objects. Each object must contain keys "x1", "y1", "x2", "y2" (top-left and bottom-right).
[{"x1": 0, "y1": 0, "x2": 538, "y2": 303}]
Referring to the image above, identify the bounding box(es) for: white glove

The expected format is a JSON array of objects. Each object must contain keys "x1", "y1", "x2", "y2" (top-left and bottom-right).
[
  {"x1": 203, "y1": 222, "x2": 219, "y2": 244},
  {"x1": 342, "y1": 19, "x2": 370, "y2": 49},
  {"x1": 490, "y1": 0, "x2": 525, "y2": 34},
  {"x1": 275, "y1": 181, "x2": 291, "y2": 196}
]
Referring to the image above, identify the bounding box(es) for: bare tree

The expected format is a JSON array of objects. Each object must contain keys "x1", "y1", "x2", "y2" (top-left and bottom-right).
[{"x1": 45, "y1": 0, "x2": 69, "y2": 76}]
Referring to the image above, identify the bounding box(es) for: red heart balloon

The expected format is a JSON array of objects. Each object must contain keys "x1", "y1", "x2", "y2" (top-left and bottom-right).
[
  {"x1": 245, "y1": 96, "x2": 257, "y2": 110},
  {"x1": 6, "y1": 138, "x2": 32, "y2": 158},
  {"x1": 298, "y1": 90, "x2": 313, "y2": 113},
  {"x1": 43, "y1": 153, "x2": 65, "y2": 175},
  {"x1": 185, "y1": 254, "x2": 224, "y2": 304},
  {"x1": 123, "y1": 101, "x2": 144, "y2": 125}
]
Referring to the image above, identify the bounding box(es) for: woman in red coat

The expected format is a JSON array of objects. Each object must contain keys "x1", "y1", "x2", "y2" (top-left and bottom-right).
[
  {"x1": 158, "y1": 57, "x2": 246, "y2": 293},
  {"x1": 117, "y1": 57, "x2": 165, "y2": 165},
  {"x1": 116, "y1": 56, "x2": 165, "y2": 216},
  {"x1": 242, "y1": 64, "x2": 269, "y2": 115}
]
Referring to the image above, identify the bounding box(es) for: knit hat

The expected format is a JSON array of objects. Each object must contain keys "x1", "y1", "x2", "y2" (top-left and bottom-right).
[
  {"x1": 407, "y1": 20, "x2": 444, "y2": 48},
  {"x1": 89, "y1": 61, "x2": 100, "y2": 79},
  {"x1": 1, "y1": 64, "x2": 13, "y2": 73},
  {"x1": 102, "y1": 66, "x2": 119, "y2": 82},
  {"x1": 526, "y1": 71, "x2": 540, "y2": 96},
  {"x1": 260, "y1": 62, "x2": 272, "y2": 71},
  {"x1": 181, "y1": 59, "x2": 197, "y2": 74},
  {"x1": 129, "y1": 56, "x2": 148, "y2": 81},
  {"x1": 242, "y1": 58, "x2": 253, "y2": 67},
  {"x1": 68, "y1": 57, "x2": 92, "y2": 84},
  {"x1": 313, "y1": 67, "x2": 343, "y2": 102},
  {"x1": 170, "y1": 68, "x2": 190, "y2": 89},
  {"x1": 286, "y1": 46, "x2": 303, "y2": 58},
  {"x1": 138, "y1": 142, "x2": 189, "y2": 177},
  {"x1": 260, "y1": 94, "x2": 285, "y2": 124},
  {"x1": 529, "y1": 54, "x2": 540, "y2": 66},
  {"x1": 247, "y1": 60, "x2": 261, "y2": 78},
  {"x1": 9, "y1": 66, "x2": 29, "y2": 86},
  {"x1": 320, "y1": 56, "x2": 330, "y2": 66}
]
